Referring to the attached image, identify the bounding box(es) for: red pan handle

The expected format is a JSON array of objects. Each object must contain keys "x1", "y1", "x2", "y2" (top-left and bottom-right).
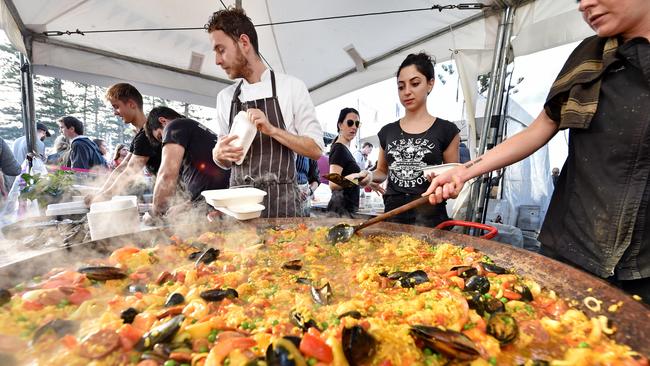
[{"x1": 434, "y1": 220, "x2": 498, "y2": 240}]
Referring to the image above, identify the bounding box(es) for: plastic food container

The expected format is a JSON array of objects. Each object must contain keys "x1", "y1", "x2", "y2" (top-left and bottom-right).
[
  {"x1": 112, "y1": 195, "x2": 138, "y2": 206},
  {"x1": 87, "y1": 199, "x2": 140, "y2": 240},
  {"x1": 45, "y1": 201, "x2": 90, "y2": 216},
  {"x1": 216, "y1": 203, "x2": 265, "y2": 220},
  {"x1": 202, "y1": 188, "x2": 267, "y2": 208},
  {"x1": 229, "y1": 111, "x2": 257, "y2": 165}
]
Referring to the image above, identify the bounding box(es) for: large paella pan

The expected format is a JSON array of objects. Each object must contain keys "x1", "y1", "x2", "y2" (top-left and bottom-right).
[{"x1": 0, "y1": 218, "x2": 647, "y2": 365}]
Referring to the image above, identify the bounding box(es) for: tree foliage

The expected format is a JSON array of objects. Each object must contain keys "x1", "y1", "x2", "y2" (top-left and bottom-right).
[{"x1": 0, "y1": 36, "x2": 217, "y2": 155}]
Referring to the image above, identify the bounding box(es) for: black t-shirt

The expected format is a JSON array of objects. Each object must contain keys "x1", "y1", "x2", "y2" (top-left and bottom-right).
[
  {"x1": 378, "y1": 118, "x2": 459, "y2": 196},
  {"x1": 130, "y1": 128, "x2": 162, "y2": 175},
  {"x1": 327, "y1": 142, "x2": 361, "y2": 215},
  {"x1": 162, "y1": 118, "x2": 230, "y2": 201}
]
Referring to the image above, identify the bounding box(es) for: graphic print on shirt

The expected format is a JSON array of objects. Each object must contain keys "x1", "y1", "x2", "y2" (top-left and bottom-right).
[{"x1": 387, "y1": 137, "x2": 435, "y2": 188}]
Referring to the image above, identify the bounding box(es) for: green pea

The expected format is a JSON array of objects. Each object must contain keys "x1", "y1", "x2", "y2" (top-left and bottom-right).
[
  {"x1": 163, "y1": 360, "x2": 177, "y2": 366},
  {"x1": 208, "y1": 333, "x2": 217, "y2": 342},
  {"x1": 307, "y1": 358, "x2": 318, "y2": 366},
  {"x1": 578, "y1": 341, "x2": 590, "y2": 348},
  {"x1": 199, "y1": 345, "x2": 209, "y2": 353}
]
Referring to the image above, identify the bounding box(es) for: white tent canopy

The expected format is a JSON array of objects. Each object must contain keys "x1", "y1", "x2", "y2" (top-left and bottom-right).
[{"x1": 1, "y1": 0, "x2": 592, "y2": 109}]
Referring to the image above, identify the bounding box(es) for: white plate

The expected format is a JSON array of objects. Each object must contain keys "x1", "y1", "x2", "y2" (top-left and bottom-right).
[
  {"x1": 202, "y1": 187, "x2": 267, "y2": 208},
  {"x1": 422, "y1": 163, "x2": 463, "y2": 177},
  {"x1": 217, "y1": 203, "x2": 265, "y2": 220}
]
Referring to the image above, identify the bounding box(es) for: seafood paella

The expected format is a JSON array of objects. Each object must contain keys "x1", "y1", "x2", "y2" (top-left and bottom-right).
[{"x1": 0, "y1": 224, "x2": 647, "y2": 365}]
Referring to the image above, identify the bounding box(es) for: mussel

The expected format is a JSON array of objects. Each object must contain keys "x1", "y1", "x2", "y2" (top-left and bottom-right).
[
  {"x1": 195, "y1": 248, "x2": 219, "y2": 267},
  {"x1": 338, "y1": 310, "x2": 363, "y2": 319},
  {"x1": 465, "y1": 275, "x2": 490, "y2": 294},
  {"x1": 310, "y1": 282, "x2": 332, "y2": 305},
  {"x1": 164, "y1": 293, "x2": 185, "y2": 307},
  {"x1": 296, "y1": 277, "x2": 312, "y2": 285},
  {"x1": 342, "y1": 325, "x2": 377, "y2": 366},
  {"x1": 200, "y1": 288, "x2": 238, "y2": 302},
  {"x1": 78, "y1": 266, "x2": 127, "y2": 281},
  {"x1": 266, "y1": 336, "x2": 306, "y2": 366},
  {"x1": 0, "y1": 353, "x2": 16, "y2": 365},
  {"x1": 512, "y1": 283, "x2": 534, "y2": 301},
  {"x1": 486, "y1": 313, "x2": 518, "y2": 344},
  {"x1": 483, "y1": 297, "x2": 505, "y2": 314},
  {"x1": 187, "y1": 251, "x2": 203, "y2": 261},
  {"x1": 463, "y1": 291, "x2": 485, "y2": 315},
  {"x1": 463, "y1": 291, "x2": 504, "y2": 315},
  {"x1": 32, "y1": 319, "x2": 78, "y2": 343},
  {"x1": 290, "y1": 310, "x2": 320, "y2": 332},
  {"x1": 135, "y1": 314, "x2": 184, "y2": 351},
  {"x1": 481, "y1": 262, "x2": 508, "y2": 274},
  {"x1": 410, "y1": 325, "x2": 480, "y2": 362},
  {"x1": 121, "y1": 307, "x2": 139, "y2": 324},
  {"x1": 450, "y1": 266, "x2": 478, "y2": 279},
  {"x1": 381, "y1": 270, "x2": 429, "y2": 288},
  {"x1": 282, "y1": 259, "x2": 303, "y2": 271},
  {"x1": 0, "y1": 288, "x2": 10, "y2": 306}
]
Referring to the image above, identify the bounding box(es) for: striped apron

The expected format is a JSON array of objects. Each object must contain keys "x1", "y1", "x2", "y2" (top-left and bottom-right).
[{"x1": 228, "y1": 70, "x2": 301, "y2": 218}]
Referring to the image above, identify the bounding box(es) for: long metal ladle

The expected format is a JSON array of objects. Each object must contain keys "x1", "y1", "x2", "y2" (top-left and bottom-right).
[{"x1": 327, "y1": 195, "x2": 430, "y2": 243}]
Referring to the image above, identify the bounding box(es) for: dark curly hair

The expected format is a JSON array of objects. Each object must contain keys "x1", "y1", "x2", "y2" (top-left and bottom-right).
[
  {"x1": 205, "y1": 7, "x2": 259, "y2": 55},
  {"x1": 396, "y1": 52, "x2": 436, "y2": 81},
  {"x1": 145, "y1": 106, "x2": 184, "y2": 143}
]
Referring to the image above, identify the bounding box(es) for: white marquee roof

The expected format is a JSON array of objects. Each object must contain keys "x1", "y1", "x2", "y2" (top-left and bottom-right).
[{"x1": 1, "y1": 0, "x2": 592, "y2": 107}]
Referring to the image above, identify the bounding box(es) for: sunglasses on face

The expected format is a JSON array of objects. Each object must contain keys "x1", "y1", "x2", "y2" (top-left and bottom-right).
[{"x1": 345, "y1": 120, "x2": 360, "y2": 128}]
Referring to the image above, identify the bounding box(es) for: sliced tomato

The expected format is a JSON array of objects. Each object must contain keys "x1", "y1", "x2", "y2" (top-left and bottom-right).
[
  {"x1": 60, "y1": 334, "x2": 78, "y2": 349},
  {"x1": 118, "y1": 324, "x2": 144, "y2": 351},
  {"x1": 299, "y1": 333, "x2": 333, "y2": 362},
  {"x1": 132, "y1": 313, "x2": 156, "y2": 332},
  {"x1": 22, "y1": 300, "x2": 44, "y2": 311},
  {"x1": 503, "y1": 289, "x2": 522, "y2": 301}
]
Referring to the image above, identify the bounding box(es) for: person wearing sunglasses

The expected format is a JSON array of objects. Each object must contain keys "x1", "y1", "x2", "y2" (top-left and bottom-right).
[
  {"x1": 426, "y1": 0, "x2": 650, "y2": 303},
  {"x1": 364, "y1": 52, "x2": 460, "y2": 228},
  {"x1": 327, "y1": 108, "x2": 372, "y2": 218}
]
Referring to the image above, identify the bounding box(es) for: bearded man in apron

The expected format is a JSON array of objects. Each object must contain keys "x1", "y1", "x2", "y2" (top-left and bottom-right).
[{"x1": 207, "y1": 8, "x2": 324, "y2": 218}]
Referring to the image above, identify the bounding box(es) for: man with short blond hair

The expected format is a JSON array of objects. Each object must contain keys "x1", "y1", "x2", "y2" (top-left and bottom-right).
[{"x1": 86, "y1": 83, "x2": 161, "y2": 204}]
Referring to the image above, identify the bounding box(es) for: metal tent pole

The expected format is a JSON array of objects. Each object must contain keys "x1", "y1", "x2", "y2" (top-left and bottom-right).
[
  {"x1": 465, "y1": 2, "x2": 516, "y2": 230},
  {"x1": 19, "y1": 53, "x2": 37, "y2": 164}
]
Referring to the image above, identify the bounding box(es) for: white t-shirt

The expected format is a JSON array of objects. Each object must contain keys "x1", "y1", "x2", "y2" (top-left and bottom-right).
[
  {"x1": 12, "y1": 136, "x2": 45, "y2": 163},
  {"x1": 214, "y1": 69, "x2": 325, "y2": 153}
]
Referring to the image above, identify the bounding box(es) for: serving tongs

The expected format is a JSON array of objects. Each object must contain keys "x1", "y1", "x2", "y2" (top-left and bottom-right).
[
  {"x1": 323, "y1": 173, "x2": 358, "y2": 189},
  {"x1": 327, "y1": 195, "x2": 431, "y2": 243}
]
